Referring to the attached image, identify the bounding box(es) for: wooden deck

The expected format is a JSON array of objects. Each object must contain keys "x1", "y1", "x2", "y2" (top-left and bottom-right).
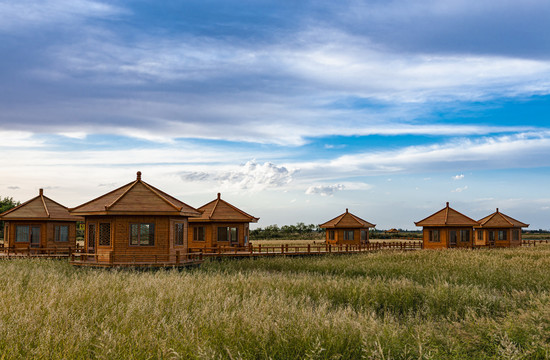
[{"x1": 69, "y1": 241, "x2": 423, "y2": 268}]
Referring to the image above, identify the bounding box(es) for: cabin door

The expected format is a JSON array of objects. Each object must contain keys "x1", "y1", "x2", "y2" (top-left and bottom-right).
[
  {"x1": 449, "y1": 230, "x2": 457, "y2": 247},
  {"x1": 88, "y1": 224, "x2": 96, "y2": 254},
  {"x1": 30, "y1": 226, "x2": 40, "y2": 248}
]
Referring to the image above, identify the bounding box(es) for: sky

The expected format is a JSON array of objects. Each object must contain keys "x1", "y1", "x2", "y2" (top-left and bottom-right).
[{"x1": 1, "y1": 0, "x2": 550, "y2": 230}]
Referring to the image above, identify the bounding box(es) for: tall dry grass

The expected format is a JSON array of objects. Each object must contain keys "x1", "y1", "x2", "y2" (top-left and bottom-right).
[{"x1": 0, "y1": 246, "x2": 549, "y2": 359}]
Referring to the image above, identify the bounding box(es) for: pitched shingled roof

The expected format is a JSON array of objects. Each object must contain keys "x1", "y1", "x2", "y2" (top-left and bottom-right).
[
  {"x1": 477, "y1": 209, "x2": 529, "y2": 228},
  {"x1": 319, "y1": 209, "x2": 376, "y2": 229},
  {"x1": 190, "y1": 193, "x2": 259, "y2": 223},
  {"x1": 70, "y1": 171, "x2": 200, "y2": 217},
  {"x1": 0, "y1": 189, "x2": 83, "y2": 221},
  {"x1": 415, "y1": 202, "x2": 479, "y2": 227}
]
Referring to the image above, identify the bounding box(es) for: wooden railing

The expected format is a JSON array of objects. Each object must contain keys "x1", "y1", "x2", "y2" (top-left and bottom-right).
[
  {"x1": 522, "y1": 239, "x2": 550, "y2": 246},
  {"x1": 189, "y1": 240, "x2": 423, "y2": 257},
  {"x1": 2, "y1": 245, "x2": 82, "y2": 257},
  {"x1": 70, "y1": 252, "x2": 203, "y2": 266}
]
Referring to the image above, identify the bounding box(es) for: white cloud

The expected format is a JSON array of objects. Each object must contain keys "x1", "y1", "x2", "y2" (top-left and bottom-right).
[
  {"x1": 453, "y1": 174, "x2": 465, "y2": 180},
  {"x1": 306, "y1": 184, "x2": 345, "y2": 196},
  {"x1": 180, "y1": 161, "x2": 296, "y2": 192},
  {"x1": 452, "y1": 186, "x2": 468, "y2": 193},
  {"x1": 0, "y1": 0, "x2": 124, "y2": 31}
]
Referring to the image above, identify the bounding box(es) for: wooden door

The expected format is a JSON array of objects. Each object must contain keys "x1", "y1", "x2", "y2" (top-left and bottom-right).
[
  {"x1": 449, "y1": 230, "x2": 457, "y2": 247},
  {"x1": 30, "y1": 226, "x2": 40, "y2": 248},
  {"x1": 88, "y1": 224, "x2": 96, "y2": 254}
]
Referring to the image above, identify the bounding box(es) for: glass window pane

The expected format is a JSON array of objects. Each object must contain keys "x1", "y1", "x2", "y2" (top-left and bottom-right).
[{"x1": 16, "y1": 226, "x2": 29, "y2": 242}]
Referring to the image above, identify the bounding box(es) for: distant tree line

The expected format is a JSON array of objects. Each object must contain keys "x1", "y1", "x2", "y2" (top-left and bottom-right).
[{"x1": 250, "y1": 222, "x2": 325, "y2": 240}]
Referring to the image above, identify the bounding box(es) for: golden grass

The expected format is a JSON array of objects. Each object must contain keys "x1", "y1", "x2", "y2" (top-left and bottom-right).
[{"x1": 0, "y1": 246, "x2": 550, "y2": 358}]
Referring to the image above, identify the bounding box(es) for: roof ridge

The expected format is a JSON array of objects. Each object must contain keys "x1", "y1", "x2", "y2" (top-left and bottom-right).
[
  {"x1": 70, "y1": 180, "x2": 135, "y2": 211},
  {"x1": 215, "y1": 194, "x2": 258, "y2": 221},
  {"x1": 105, "y1": 180, "x2": 139, "y2": 210},
  {"x1": 40, "y1": 190, "x2": 50, "y2": 218},
  {"x1": 209, "y1": 195, "x2": 221, "y2": 219},
  {"x1": 140, "y1": 181, "x2": 183, "y2": 212}
]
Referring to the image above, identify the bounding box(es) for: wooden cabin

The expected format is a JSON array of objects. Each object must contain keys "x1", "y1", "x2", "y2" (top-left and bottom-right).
[
  {"x1": 69, "y1": 171, "x2": 201, "y2": 266},
  {"x1": 0, "y1": 189, "x2": 83, "y2": 254},
  {"x1": 319, "y1": 208, "x2": 375, "y2": 246},
  {"x1": 414, "y1": 202, "x2": 478, "y2": 249},
  {"x1": 188, "y1": 193, "x2": 259, "y2": 251},
  {"x1": 475, "y1": 209, "x2": 528, "y2": 247}
]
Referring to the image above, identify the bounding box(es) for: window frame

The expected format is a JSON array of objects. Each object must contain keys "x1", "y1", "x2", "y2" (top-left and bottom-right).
[
  {"x1": 54, "y1": 225, "x2": 69, "y2": 242},
  {"x1": 174, "y1": 223, "x2": 185, "y2": 246},
  {"x1": 343, "y1": 230, "x2": 354, "y2": 241},
  {"x1": 428, "y1": 229, "x2": 440, "y2": 243},
  {"x1": 498, "y1": 230, "x2": 507, "y2": 241},
  {"x1": 98, "y1": 223, "x2": 112, "y2": 247},
  {"x1": 217, "y1": 227, "x2": 238, "y2": 243},
  {"x1": 193, "y1": 226, "x2": 205, "y2": 242},
  {"x1": 460, "y1": 229, "x2": 470, "y2": 243},
  {"x1": 328, "y1": 230, "x2": 335, "y2": 241},
  {"x1": 129, "y1": 223, "x2": 155, "y2": 247}
]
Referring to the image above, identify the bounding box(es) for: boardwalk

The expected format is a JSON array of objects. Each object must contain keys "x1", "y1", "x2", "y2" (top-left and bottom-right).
[{"x1": 69, "y1": 241, "x2": 423, "y2": 268}]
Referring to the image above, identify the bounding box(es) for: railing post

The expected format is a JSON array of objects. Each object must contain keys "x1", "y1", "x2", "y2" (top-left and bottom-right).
[
  {"x1": 281, "y1": 244, "x2": 284, "y2": 254},
  {"x1": 307, "y1": 244, "x2": 310, "y2": 253},
  {"x1": 329, "y1": 244, "x2": 332, "y2": 253}
]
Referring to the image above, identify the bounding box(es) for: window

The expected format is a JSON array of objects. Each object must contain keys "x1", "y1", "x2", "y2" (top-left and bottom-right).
[
  {"x1": 16, "y1": 226, "x2": 40, "y2": 245},
  {"x1": 429, "y1": 229, "x2": 440, "y2": 242},
  {"x1": 477, "y1": 230, "x2": 483, "y2": 241},
  {"x1": 498, "y1": 230, "x2": 507, "y2": 241},
  {"x1": 129, "y1": 223, "x2": 155, "y2": 246},
  {"x1": 328, "y1": 230, "x2": 335, "y2": 240},
  {"x1": 344, "y1": 230, "x2": 354, "y2": 241},
  {"x1": 460, "y1": 230, "x2": 470, "y2": 242},
  {"x1": 449, "y1": 231, "x2": 457, "y2": 245},
  {"x1": 54, "y1": 225, "x2": 69, "y2": 242},
  {"x1": 513, "y1": 230, "x2": 519, "y2": 241},
  {"x1": 489, "y1": 231, "x2": 495, "y2": 242},
  {"x1": 217, "y1": 227, "x2": 238, "y2": 242},
  {"x1": 193, "y1": 226, "x2": 205, "y2": 242},
  {"x1": 88, "y1": 224, "x2": 96, "y2": 249},
  {"x1": 175, "y1": 223, "x2": 185, "y2": 246},
  {"x1": 361, "y1": 230, "x2": 368, "y2": 241},
  {"x1": 99, "y1": 223, "x2": 111, "y2": 246},
  {"x1": 15, "y1": 226, "x2": 29, "y2": 242}
]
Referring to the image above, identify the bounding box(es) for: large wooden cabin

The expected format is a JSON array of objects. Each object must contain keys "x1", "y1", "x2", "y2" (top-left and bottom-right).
[
  {"x1": 319, "y1": 209, "x2": 375, "y2": 246},
  {"x1": 188, "y1": 193, "x2": 259, "y2": 251},
  {"x1": 0, "y1": 189, "x2": 83, "y2": 254},
  {"x1": 415, "y1": 202, "x2": 478, "y2": 249},
  {"x1": 475, "y1": 209, "x2": 528, "y2": 247},
  {"x1": 69, "y1": 172, "x2": 201, "y2": 266}
]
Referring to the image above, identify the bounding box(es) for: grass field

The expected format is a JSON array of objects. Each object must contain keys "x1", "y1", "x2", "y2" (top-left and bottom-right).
[{"x1": 1, "y1": 247, "x2": 550, "y2": 359}]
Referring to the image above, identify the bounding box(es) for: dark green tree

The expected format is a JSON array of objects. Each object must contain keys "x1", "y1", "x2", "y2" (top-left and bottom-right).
[{"x1": 0, "y1": 196, "x2": 20, "y2": 240}]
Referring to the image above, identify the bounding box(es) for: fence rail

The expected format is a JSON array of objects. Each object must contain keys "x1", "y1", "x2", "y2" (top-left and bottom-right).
[
  {"x1": 0, "y1": 245, "x2": 82, "y2": 258},
  {"x1": 522, "y1": 239, "x2": 550, "y2": 246}
]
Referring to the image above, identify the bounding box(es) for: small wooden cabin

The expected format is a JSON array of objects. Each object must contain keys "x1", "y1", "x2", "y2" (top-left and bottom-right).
[
  {"x1": 475, "y1": 209, "x2": 528, "y2": 247},
  {"x1": 188, "y1": 193, "x2": 259, "y2": 251},
  {"x1": 319, "y1": 209, "x2": 375, "y2": 245},
  {"x1": 0, "y1": 189, "x2": 83, "y2": 253},
  {"x1": 69, "y1": 172, "x2": 201, "y2": 265},
  {"x1": 414, "y1": 202, "x2": 478, "y2": 249}
]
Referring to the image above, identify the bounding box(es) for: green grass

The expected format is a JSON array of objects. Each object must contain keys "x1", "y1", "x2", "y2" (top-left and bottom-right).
[{"x1": 1, "y1": 247, "x2": 550, "y2": 359}]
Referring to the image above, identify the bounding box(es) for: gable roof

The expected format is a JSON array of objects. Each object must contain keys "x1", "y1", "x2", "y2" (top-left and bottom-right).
[
  {"x1": 190, "y1": 193, "x2": 259, "y2": 223},
  {"x1": 477, "y1": 209, "x2": 529, "y2": 228},
  {"x1": 415, "y1": 202, "x2": 479, "y2": 227},
  {"x1": 70, "y1": 172, "x2": 200, "y2": 217},
  {"x1": 319, "y1": 209, "x2": 376, "y2": 229},
  {"x1": 0, "y1": 189, "x2": 83, "y2": 221}
]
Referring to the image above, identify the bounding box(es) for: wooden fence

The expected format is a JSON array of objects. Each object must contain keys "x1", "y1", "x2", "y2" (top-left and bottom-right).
[
  {"x1": 522, "y1": 239, "x2": 550, "y2": 246},
  {"x1": 189, "y1": 241, "x2": 423, "y2": 258},
  {"x1": 0, "y1": 245, "x2": 82, "y2": 258}
]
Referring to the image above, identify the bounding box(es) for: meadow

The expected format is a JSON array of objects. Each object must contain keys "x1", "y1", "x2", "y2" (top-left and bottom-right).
[{"x1": 1, "y1": 247, "x2": 550, "y2": 359}]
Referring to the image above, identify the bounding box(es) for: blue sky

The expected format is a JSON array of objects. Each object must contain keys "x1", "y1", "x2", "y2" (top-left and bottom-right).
[{"x1": 1, "y1": 0, "x2": 550, "y2": 229}]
